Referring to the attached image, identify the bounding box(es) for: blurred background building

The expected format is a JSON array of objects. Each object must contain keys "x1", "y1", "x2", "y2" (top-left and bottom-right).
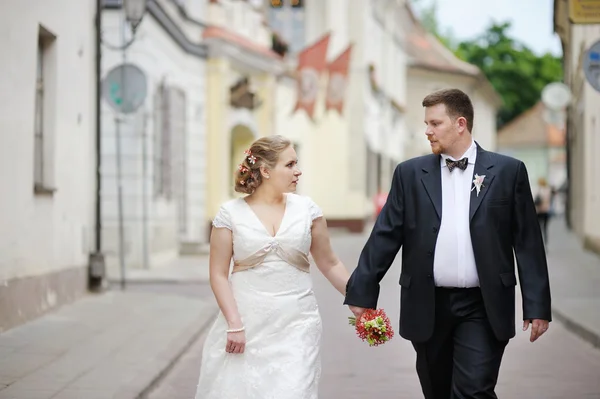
[
  {"x1": 497, "y1": 101, "x2": 567, "y2": 214},
  {"x1": 203, "y1": 0, "x2": 283, "y2": 237},
  {"x1": 101, "y1": 0, "x2": 208, "y2": 277},
  {"x1": 269, "y1": 0, "x2": 410, "y2": 232},
  {"x1": 554, "y1": 0, "x2": 600, "y2": 254},
  {"x1": 402, "y1": 3, "x2": 501, "y2": 157}
]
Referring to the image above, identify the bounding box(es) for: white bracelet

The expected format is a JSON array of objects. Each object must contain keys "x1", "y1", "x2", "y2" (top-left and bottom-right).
[{"x1": 226, "y1": 326, "x2": 245, "y2": 333}]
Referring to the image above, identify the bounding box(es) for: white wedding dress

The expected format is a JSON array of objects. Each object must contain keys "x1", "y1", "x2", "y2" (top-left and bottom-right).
[{"x1": 195, "y1": 193, "x2": 324, "y2": 399}]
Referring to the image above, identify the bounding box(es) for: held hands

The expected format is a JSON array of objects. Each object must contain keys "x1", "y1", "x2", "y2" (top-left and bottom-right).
[
  {"x1": 348, "y1": 305, "x2": 367, "y2": 321},
  {"x1": 523, "y1": 319, "x2": 549, "y2": 342}
]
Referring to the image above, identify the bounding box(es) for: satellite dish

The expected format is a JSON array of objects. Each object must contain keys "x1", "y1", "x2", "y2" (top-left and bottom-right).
[{"x1": 541, "y1": 82, "x2": 572, "y2": 110}]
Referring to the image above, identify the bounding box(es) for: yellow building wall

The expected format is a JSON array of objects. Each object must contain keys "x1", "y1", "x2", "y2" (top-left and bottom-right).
[
  {"x1": 206, "y1": 59, "x2": 277, "y2": 221},
  {"x1": 274, "y1": 77, "x2": 369, "y2": 222},
  {"x1": 206, "y1": 57, "x2": 229, "y2": 219}
]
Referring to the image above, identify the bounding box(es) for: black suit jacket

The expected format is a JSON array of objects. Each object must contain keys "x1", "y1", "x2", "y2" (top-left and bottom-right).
[{"x1": 344, "y1": 144, "x2": 552, "y2": 343}]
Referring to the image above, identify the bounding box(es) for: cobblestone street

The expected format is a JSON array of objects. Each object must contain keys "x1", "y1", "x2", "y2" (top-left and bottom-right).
[{"x1": 145, "y1": 231, "x2": 600, "y2": 399}]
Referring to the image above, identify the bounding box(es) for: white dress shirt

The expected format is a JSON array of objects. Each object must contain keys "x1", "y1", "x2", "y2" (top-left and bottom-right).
[{"x1": 433, "y1": 140, "x2": 480, "y2": 288}]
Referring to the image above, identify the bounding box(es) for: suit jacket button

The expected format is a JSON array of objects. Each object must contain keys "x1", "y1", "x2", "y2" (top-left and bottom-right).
[
  {"x1": 427, "y1": 274, "x2": 433, "y2": 279},
  {"x1": 427, "y1": 250, "x2": 433, "y2": 256},
  {"x1": 432, "y1": 227, "x2": 438, "y2": 233}
]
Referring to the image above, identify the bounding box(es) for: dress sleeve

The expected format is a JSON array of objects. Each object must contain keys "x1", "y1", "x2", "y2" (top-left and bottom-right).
[
  {"x1": 212, "y1": 204, "x2": 232, "y2": 231},
  {"x1": 306, "y1": 196, "x2": 323, "y2": 221}
]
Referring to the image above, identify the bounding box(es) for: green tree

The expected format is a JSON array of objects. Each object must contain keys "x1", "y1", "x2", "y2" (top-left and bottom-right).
[
  {"x1": 454, "y1": 22, "x2": 563, "y2": 127},
  {"x1": 411, "y1": 0, "x2": 457, "y2": 49},
  {"x1": 410, "y1": 1, "x2": 563, "y2": 127}
]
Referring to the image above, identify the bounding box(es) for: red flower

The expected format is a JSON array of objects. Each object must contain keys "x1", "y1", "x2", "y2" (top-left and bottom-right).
[{"x1": 348, "y1": 308, "x2": 394, "y2": 347}]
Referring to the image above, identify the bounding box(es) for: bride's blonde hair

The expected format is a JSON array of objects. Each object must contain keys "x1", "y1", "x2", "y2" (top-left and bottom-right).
[{"x1": 234, "y1": 135, "x2": 292, "y2": 195}]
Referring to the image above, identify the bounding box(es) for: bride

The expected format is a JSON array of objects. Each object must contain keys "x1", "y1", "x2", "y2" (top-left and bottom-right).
[{"x1": 195, "y1": 135, "x2": 350, "y2": 399}]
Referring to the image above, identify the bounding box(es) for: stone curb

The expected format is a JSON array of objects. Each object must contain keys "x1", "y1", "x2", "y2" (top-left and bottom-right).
[
  {"x1": 552, "y1": 306, "x2": 600, "y2": 349},
  {"x1": 107, "y1": 278, "x2": 210, "y2": 285}
]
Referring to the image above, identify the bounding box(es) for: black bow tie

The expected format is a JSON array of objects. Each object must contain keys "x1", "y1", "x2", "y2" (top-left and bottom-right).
[{"x1": 446, "y1": 157, "x2": 468, "y2": 172}]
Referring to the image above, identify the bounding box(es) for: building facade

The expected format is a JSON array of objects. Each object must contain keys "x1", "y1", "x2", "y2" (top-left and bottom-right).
[
  {"x1": 266, "y1": 0, "x2": 410, "y2": 232},
  {"x1": 0, "y1": 0, "x2": 98, "y2": 331},
  {"x1": 203, "y1": 0, "x2": 283, "y2": 232},
  {"x1": 497, "y1": 102, "x2": 567, "y2": 214},
  {"x1": 402, "y1": 4, "x2": 501, "y2": 159},
  {"x1": 554, "y1": 0, "x2": 600, "y2": 253},
  {"x1": 101, "y1": 0, "x2": 208, "y2": 275}
]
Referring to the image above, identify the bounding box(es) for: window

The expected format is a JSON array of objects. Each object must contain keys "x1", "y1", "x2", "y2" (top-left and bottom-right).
[
  {"x1": 153, "y1": 83, "x2": 189, "y2": 234},
  {"x1": 34, "y1": 26, "x2": 57, "y2": 195},
  {"x1": 154, "y1": 83, "x2": 170, "y2": 198},
  {"x1": 169, "y1": 88, "x2": 188, "y2": 235},
  {"x1": 268, "y1": 1, "x2": 305, "y2": 54},
  {"x1": 34, "y1": 40, "x2": 44, "y2": 186}
]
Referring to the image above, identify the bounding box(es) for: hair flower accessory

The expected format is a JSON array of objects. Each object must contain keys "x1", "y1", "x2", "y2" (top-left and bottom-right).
[
  {"x1": 244, "y1": 149, "x2": 256, "y2": 165},
  {"x1": 238, "y1": 164, "x2": 248, "y2": 174}
]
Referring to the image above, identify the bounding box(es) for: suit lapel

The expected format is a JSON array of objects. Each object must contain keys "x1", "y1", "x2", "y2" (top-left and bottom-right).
[
  {"x1": 469, "y1": 145, "x2": 496, "y2": 221},
  {"x1": 421, "y1": 155, "x2": 442, "y2": 220}
]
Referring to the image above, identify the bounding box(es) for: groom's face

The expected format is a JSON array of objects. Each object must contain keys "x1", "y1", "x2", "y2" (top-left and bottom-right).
[{"x1": 424, "y1": 103, "x2": 460, "y2": 156}]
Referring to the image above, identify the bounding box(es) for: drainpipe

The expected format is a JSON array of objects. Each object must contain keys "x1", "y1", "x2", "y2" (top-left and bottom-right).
[{"x1": 89, "y1": 0, "x2": 106, "y2": 291}]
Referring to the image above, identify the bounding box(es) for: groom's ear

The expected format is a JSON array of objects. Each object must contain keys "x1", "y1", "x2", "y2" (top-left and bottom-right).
[{"x1": 456, "y1": 116, "x2": 467, "y2": 133}]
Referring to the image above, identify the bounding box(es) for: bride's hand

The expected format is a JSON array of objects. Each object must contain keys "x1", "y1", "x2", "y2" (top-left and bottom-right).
[
  {"x1": 349, "y1": 305, "x2": 367, "y2": 321},
  {"x1": 226, "y1": 331, "x2": 246, "y2": 354}
]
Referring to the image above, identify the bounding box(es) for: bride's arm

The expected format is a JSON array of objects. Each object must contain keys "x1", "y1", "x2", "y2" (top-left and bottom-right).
[
  {"x1": 209, "y1": 227, "x2": 243, "y2": 330},
  {"x1": 310, "y1": 217, "x2": 350, "y2": 296}
]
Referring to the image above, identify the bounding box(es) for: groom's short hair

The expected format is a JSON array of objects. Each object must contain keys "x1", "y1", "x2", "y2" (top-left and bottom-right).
[{"x1": 422, "y1": 88, "x2": 474, "y2": 133}]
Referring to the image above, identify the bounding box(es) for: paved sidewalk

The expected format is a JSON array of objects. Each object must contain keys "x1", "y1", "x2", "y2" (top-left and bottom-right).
[
  {"x1": 0, "y1": 219, "x2": 597, "y2": 398},
  {"x1": 546, "y1": 217, "x2": 600, "y2": 348},
  {"x1": 0, "y1": 290, "x2": 217, "y2": 399},
  {"x1": 112, "y1": 256, "x2": 210, "y2": 285}
]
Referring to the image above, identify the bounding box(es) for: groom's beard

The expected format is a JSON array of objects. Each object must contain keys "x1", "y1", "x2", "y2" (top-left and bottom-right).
[{"x1": 429, "y1": 141, "x2": 443, "y2": 155}]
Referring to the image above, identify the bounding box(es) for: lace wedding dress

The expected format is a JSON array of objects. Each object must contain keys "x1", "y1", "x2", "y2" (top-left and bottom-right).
[{"x1": 195, "y1": 193, "x2": 324, "y2": 399}]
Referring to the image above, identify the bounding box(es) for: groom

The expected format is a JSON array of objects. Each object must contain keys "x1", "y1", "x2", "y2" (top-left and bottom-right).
[{"x1": 344, "y1": 88, "x2": 551, "y2": 398}]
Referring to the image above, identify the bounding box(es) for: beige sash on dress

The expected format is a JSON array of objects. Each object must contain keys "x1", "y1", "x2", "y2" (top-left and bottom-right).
[{"x1": 232, "y1": 241, "x2": 310, "y2": 274}]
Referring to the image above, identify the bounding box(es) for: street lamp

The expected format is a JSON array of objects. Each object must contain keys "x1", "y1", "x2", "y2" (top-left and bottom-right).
[
  {"x1": 102, "y1": 0, "x2": 148, "y2": 51},
  {"x1": 99, "y1": 0, "x2": 148, "y2": 290},
  {"x1": 124, "y1": 0, "x2": 148, "y2": 32}
]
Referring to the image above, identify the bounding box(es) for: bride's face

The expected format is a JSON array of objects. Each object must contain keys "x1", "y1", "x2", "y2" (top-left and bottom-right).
[{"x1": 265, "y1": 146, "x2": 301, "y2": 193}]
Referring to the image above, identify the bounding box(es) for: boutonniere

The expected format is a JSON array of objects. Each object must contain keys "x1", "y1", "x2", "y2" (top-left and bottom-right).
[{"x1": 471, "y1": 174, "x2": 486, "y2": 197}]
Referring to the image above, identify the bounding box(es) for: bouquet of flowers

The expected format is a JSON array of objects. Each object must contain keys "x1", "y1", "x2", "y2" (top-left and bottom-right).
[{"x1": 348, "y1": 308, "x2": 394, "y2": 347}]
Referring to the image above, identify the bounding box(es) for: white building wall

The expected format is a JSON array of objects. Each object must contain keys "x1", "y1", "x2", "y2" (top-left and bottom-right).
[
  {"x1": 361, "y1": 0, "x2": 409, "y2": 168},
  {"x1": 562, "y1": 22, "x2": 600, "y2": 241},
  {"x1": 101, "y1": 7, "x2": 207, "y2": 271},
  {"x1": 581, "y1": 58, "x2": 600, "y2": 240},
  {"x1": 471, "y1": 91, "x2": 498, "y2": 152},
  {"x1": 0, "y1": 0, "x2": 97, "y2": 281},
  {"x1": 326, "y1": 0, "x2": 349, "y2": 57},
  {"x1": 270, "y1": 0, "x2": 410, "y2": 224}
]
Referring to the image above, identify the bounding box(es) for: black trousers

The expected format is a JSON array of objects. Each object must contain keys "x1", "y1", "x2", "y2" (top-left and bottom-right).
[{"x1": 412, "y1": 288, "x2": 508, "y2": 399}]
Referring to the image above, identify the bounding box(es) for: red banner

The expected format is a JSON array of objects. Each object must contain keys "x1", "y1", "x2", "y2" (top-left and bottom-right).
[
  {"x1": 325, "y1": 44, "x2": 353, "y2": 115},
  {"x1": 293, "y1": 33, "x2": 331, "y2": 120}
]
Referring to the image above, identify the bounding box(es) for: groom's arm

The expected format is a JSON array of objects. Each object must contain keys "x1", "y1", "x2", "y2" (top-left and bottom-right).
[
  {"x1": 344, "y1": 164, "x2": 405, "y2": 309},
  {"x1": 511, "y1": 161, "x2": 552, "y2": 322}
]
